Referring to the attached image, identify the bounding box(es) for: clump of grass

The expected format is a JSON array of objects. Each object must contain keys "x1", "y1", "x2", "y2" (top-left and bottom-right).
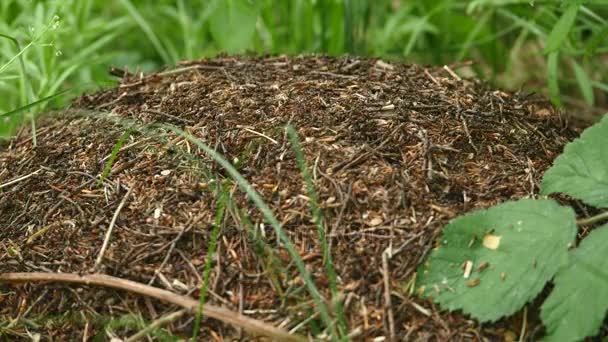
[
  {"x1": 0, "y1": 1, "x2": 129, "y2": 139},
  {"x1": 160, "y1": 123, "x2": 338, "y2": 337}
]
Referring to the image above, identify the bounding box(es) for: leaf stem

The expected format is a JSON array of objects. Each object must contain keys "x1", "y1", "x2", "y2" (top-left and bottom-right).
[{"x1": 576, "y1": 211, "x2": 608, "y2": 226}]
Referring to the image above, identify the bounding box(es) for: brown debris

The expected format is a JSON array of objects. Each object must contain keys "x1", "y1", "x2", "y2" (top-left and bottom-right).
[{"x1": 0, "y1": 55, "x2": 576, "y2": 340}]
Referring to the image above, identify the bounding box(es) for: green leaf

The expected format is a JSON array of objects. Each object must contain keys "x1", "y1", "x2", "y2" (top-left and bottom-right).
[
  {"x1": 544, "y1": 4, "x2": 579, "y2": 54},
  {"x1": 417, "y1": 199, "x2": 576, "y2": 322},
  {"x1": 541, "y1": 115, "x2": 608, "y2": 208},
  {"x1": 571, "y1": 60, "x2": 594, "y2": 106},
  {"x1": 540, "y1": 225, "x2": 608, "y2": 342},
  {"x1": 208, "y1": 0, "x2": 258, "y2": 53}
]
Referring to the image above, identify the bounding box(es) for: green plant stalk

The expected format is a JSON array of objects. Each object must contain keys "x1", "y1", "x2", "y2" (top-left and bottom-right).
[
  {"x1": 0, "y1": 38, "x2": 35, "y2": 75},
  {"x1": 160, "y1": 124, "x2": 334, "y2": 334},
  {"x1": 98, "y1": 129, "x2": 132, "y2": 186},
  {"x1": 0, "y1": 34, "x2": 29, "y2": 112},
  {"x1": 576, "y1": 211, "x2": 608, "y2": 226},
  {"x1": 192, "y1": 182, "x2": 229, "y2": 340},
  {"x1": 286, "y1": 125, "x2": 347, "y2": 339},
  {"x1": 0, "y1": 33, "x2": 35, "y2": 145},
  {"x1": 0, "y1": 89, "x2": 71, "y2": 118}
]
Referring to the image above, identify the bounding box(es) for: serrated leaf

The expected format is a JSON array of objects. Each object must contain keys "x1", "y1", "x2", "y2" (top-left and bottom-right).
[
  {"x1": 544, "y1": 4, "x2": 579, "y2": 54},
  {"x1": 541, "y1": 225, "x2": 608, "y2": 342},
  {"x1": 208, "y1": 0, "x2": 257, "y2": 53},
  {"x1": 417, "y1": 199, "x2": 576, "y2": 322},
  {"x1": 541, "y1": 115, "x2": 608, "y2": 208},
  {"x1": 571, "y1": 60, "x2": 594, "y2": 105}
]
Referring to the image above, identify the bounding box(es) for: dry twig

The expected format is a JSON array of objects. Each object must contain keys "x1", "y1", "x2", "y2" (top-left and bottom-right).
[
  {"x1": 95, "y1": 186, "x2": 134, "y2": 269},
  {"x1": 0, "y1": 272, "x2": 306, "y2": 342}
]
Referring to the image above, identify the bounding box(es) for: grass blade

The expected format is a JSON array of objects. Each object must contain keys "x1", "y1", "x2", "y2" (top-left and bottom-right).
[
  {"x1": 547, "y1": 51, "x2": 561, "y2": 106},
  {"x1": 0, "y1": 88, "x2": 71, "y2": 118},
  {"x1": 0, "y1": 32, "x2": 36, "y2": 143},
  {"x1": 192, "y1": 182, "x2": 229, "y2": 339},
  {"x1": 571, "y1": 60, "x2": 594, "y2": 106},
  {"x1": 117, "y1": 0, "x2": 173, "y2": 64},
  {"x1": 544, "y1": 4, "x2": 579, "y2": 54},
  {"x1": 0, "y1": 33, "x2": 30, "y2": 107},
  {"x1": 583, "y1": 23, "x2": 608, "y2": 58},
  {"x1": 98, "y1": 129, "x2": 132, "y2": 186},
  {"x1": 286, "y1": 125, "x2": 347, "y2": 338},
  {"x1": 159, "y1": 123, "x2": 334, "y2": 335}
]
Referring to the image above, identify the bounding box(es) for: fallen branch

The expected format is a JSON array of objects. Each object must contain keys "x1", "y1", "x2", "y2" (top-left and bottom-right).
[{"x1": 0, "y1": 272, "x2": 305, "y2": 342}]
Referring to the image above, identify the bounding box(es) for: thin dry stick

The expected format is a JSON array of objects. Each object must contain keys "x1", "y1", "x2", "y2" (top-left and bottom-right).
[
  {"x1": 382, "y1": 249, "x2": 396, "y2": 341},
  {"x1": 424, "y1": 69, "x2": 440, "y2": 86},
  {"x1": 148, "y1": 216, "x2": 198, "y2": 286},
  {"x1": 442, "y1": 65, "x2": 462, "y2": 81},
  {"x1": 0, "y1": 168, "x2": 42, "y2": 189},
  {"x1": 241, "y1": 127, "x2": 278, "y2": 144},
  {"x1": 0, "y1": 272, "x2": 305, "y2": 342},
  {"x1": 519, "y1": 306, "x2": 528, "y2": 342},
  {"x1": 126, "y1": 309, "x2": 187, "y2": 342},
  {"x1": 95, "y1": 186, "x2": 134, "y2": 269}
]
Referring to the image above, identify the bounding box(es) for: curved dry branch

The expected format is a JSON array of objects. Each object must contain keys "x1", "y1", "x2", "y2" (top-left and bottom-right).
[{"x1": 0, "y1": 272, "x2": 305, "y2": 342}]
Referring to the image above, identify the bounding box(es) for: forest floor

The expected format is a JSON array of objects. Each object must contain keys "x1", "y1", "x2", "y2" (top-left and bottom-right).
[{"x1": 0, "y1": 55, "x2": 580, "y2": 340}]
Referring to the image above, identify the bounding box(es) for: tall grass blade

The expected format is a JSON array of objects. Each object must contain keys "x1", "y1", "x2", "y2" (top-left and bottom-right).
[
  {"x1": 456, "y1": 10, "x2": 492, "y2": 61},
  {"x1": 0, "y1": 33, "x2": 30, "y2": 107},
  {"x1": 159, "y1": 124, "x2": 334, "y2": 335},
  {"x1": 0, "y1": 32, "x2": 36, "y2": 143},
  {"x1": 571, "y1": 60, "x2": 594, "y2": 106},
  {"x1": 547, "y1": 51, "x2": 561, "y2": 106},
  {"x1": 0, "y1": 88, "x2": 71, "y2": 118},
  {"x1": 228, "y1": 197, "x2": 287, "y2": 297},
  {"x1": 584, "y1": 23, "x2": 608, "y2": 58},
  {"x1": 192, "y1": 182, "x2": 229, "y2": 339},
  {"x1": 286, "y1": 125, "x2": 347, "y2": 339},
  {"x1": 544, "y1": 4, "x2": 579, "y2": 54},
  {"x1": 117, "y1": 0, "x2": 173, "y2": 64}
]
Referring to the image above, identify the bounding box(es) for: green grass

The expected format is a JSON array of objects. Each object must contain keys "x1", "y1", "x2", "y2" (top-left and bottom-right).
[
  {"x1": 1, "y1": 1, "x2": 607, "y2": 139},
  {"x1": 161, "y1": 123, "x2": 340, "y2": 338},
  {"x1": 286, "y1": 125, "x2": 348, "y2": 337},
  {"x1": 192, "y1": 181, "x2": 229, "y2": 340},
  {"x1": 97, "y1": 129, "x2": 132, "y2": 186}
]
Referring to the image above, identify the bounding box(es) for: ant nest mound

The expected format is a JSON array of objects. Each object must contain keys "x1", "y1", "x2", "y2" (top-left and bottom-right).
[{"x1": 0, "y1": 55, "x2": 576, "y2": 340}]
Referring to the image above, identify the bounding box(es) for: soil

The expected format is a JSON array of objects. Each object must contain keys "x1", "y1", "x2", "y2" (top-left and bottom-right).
[{"x1": 0, "y1": 55, "x2": 581, "y2": 340}]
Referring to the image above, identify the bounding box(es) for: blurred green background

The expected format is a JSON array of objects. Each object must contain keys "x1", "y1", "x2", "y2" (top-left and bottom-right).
[{"x1": 1, "y1": 0, "x2": 607, "y2": 138}]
